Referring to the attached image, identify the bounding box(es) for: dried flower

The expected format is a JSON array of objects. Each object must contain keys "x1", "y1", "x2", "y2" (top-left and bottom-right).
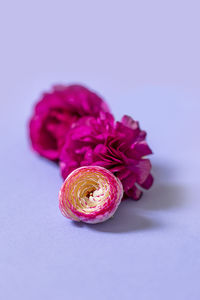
[
  {"x1": 60, "y1": 113, "x2": 153, "y2": 200},
  {"x1": 29, "y1": 84, "x2": 110, "y2": 160},
  {"x1": 59, "y1": 166, "x2": 123, "y2": 223}
]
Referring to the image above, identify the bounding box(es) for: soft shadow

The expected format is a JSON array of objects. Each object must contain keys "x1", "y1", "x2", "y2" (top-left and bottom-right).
[
  {"x1": 72, "y1": 183, "x2": 187, "y2": 233},
  {"x1": 73, "y1": 201, "x2": 161, "y2": 233},
  {"x1": 72, "y1": 162, "x2": 187, "y2": 233},
  {"x1": 138, "y1": 160, "x2": 188, "y2": 211},
  {"x1": 151, "y1": 161, "x2": 174, "y2": 181},
  {"x1": 137, "y1": 184, "x2": 187, "y2": 211}
]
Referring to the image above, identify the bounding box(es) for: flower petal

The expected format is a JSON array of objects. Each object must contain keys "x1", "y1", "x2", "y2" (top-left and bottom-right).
[{"x1": 140, "y1": 174, "x2": 154, "y2": 189}]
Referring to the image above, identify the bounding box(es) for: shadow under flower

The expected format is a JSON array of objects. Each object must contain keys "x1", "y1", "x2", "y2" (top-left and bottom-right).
[
  {"x1": 136, "y1": 183, "x2": 187, "y2": 211},
  {"x1": 71, "y1": 161, "x2": 187, "y2": 233},
  {"x1": 85, "y1": 205, "x2": 161, "y2": 233},
  {"x1": 72, "y1": 210, "x2": 160, "y2": 234},
  {"x1": 72, "y1": 182, "x2": 187, "y2": 233}
]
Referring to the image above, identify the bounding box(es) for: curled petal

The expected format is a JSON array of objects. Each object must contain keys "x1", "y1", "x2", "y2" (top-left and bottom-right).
[
  {"x1": 59, "y1": 166, "x2": 123, "y2": 224},
  {"x1": 126, "y1": 185, "x2": 143, "y2": 201},
  {"x1": 128, "y1": 159, "x2": 152, "y2": 185},
  {"x1": 140, "y1": 174, "x2": 154, "y2": 189},
  {"x1": 121, "y1": 115, "x2": 139, "y2": 130},
  {"x1": 127, "y1": 141, "x2": 153, "y2": 159}
]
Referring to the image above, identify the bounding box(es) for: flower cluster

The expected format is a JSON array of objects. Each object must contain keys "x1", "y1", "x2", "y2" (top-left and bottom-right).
[{"x1": 29, "y1": 84, "x2": 153, "y2": 200}]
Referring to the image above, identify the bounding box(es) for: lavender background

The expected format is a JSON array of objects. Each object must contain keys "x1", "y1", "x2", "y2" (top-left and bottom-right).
[{"x1": 1, "y1": 1, "x2": 200, "y2": 299}]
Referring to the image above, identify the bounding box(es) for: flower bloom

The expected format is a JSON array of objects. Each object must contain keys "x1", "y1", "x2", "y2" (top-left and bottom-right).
[
  {"x1": 29, "y1": 84, "x2": 110, "y2": 160},
  {"x1": 60, "y1": 113, "x2": 153, "y2": 200},
  {"x1": 59, "y1": 166, "x2": 123, "y2": 223}
]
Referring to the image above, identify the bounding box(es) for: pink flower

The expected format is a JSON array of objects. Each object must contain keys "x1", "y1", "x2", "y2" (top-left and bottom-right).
[
  {"x1": 29, "y1": 84, "x2": 110, "y2": 160},
  {"x1": 59, "y1": 166, "x2": 123, "y2": 224},
  {"x1": 60, "y1": 113, "x2": 153, "y2": 200}
]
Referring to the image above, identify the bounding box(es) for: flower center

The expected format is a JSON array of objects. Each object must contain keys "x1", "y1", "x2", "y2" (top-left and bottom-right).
[{"x1": 86, "y1": 189, "x2": 95, "y2": 199}]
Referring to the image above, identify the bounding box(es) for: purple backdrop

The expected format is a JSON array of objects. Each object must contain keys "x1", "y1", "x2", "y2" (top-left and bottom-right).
[{"x1": 0, "y1": 1, "x2": 200, "y2": 299}]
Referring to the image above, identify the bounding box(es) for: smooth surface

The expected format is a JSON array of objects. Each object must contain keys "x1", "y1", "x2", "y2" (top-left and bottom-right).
[{"x1": 0, "y1": 1, "x2": 200, "y2": 300}]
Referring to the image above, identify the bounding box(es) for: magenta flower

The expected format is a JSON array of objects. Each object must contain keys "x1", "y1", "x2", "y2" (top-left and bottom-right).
[
  {"x1": 60, "y1": 113, "x2": 153, "y2": 200},
  {"x1": 29, "y1": 84, "x2": 110, "y2": 160}
]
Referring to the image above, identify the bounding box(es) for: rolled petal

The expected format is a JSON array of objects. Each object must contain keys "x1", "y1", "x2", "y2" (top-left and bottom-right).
[
  {"x1": 127, "y1": 141, "x2": 153, "y2": 159},
  {"x1": 121, "y1": 115, "x2": 139, "y2": 130},
  {"x1": 59, "y1": 166, "x2": 123, "y2": 224},
  {"x1": 128, "y1": 158, "x2": 152, "y2": 185},
  {"x1": 140, "y1": 174, "x2": 154, "y2": 189},
  {"x1": 126, "y1": 185, "x2": 143, "y2": 200}
]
